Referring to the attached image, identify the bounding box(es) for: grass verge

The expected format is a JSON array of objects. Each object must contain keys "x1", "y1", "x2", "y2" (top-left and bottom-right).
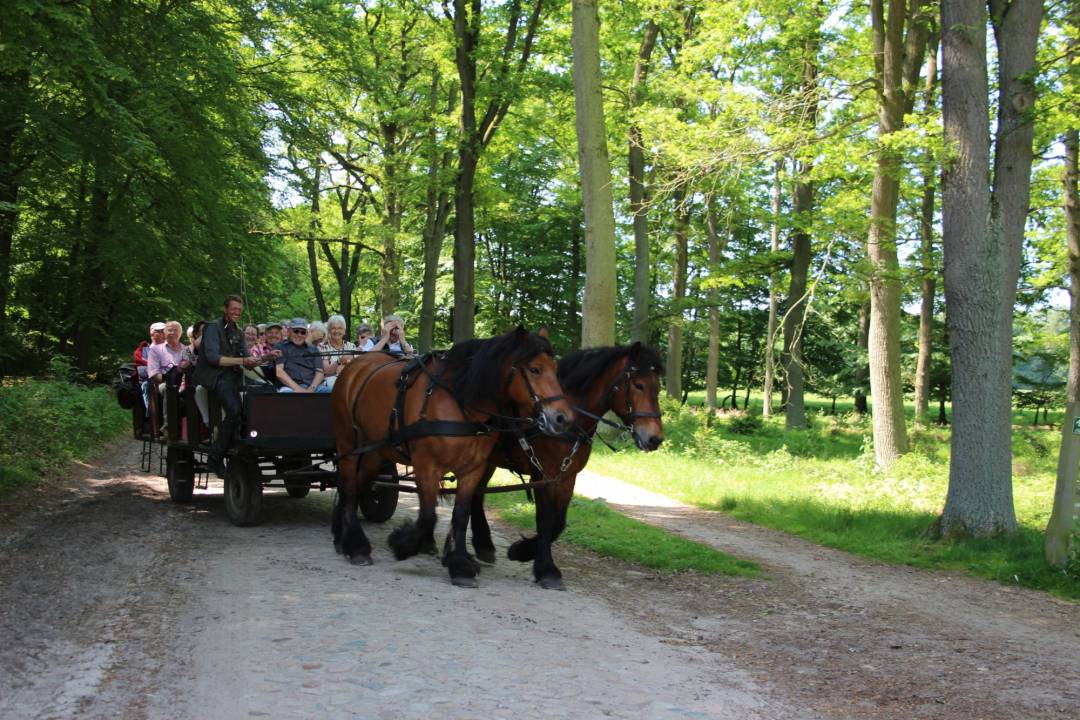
[
  {"x1": 0, "y1": 361, "x2": 129, "y2": 497},
  {"x1": 483, "y1": 478, "x2": 759, "y2": 577},
  {"x1": 585, "y1": 397, "x2": 1079, "y2": 601}
]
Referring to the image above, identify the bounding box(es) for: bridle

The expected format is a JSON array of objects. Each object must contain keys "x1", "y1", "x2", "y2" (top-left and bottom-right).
[
  {"x1": 506, "y1": 359, "x2": 566, "y2": 434},
  {"x1": 573, "y1": 359, "x2": 661, "y2": 439}
]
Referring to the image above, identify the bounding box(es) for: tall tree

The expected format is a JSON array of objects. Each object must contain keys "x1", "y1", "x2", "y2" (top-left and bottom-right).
[
  {"x1": 913, "y1": 28, "x2": 939, "y2": 428},
  {"x1": 763, "y1": 159, "x2": 782, "y2": 417},
  {"x1": 572, "y1": 0, "x2": 618, "y2": 348},
  {"x1": 865, "y1": 0, "x2": 928, "y2": 466},
  {"x1": 449, "y1": 0, "x2": 545, "y2": 341},
  {"x1": 782, "y1": 17, "x2": 820, "y2": 429},
  {"x1": 939, "y1": 0, "x2": 1043, "y2": 537},
  {"x1": 629, "y1": 19, "x2": 660, "y2": 343}
]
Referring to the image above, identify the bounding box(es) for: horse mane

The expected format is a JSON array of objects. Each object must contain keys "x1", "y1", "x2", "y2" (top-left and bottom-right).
[
  {"x1": 557, "y1": 343, "x2": 664, "y2": 397},
  {"x1": 443, "y1": 327, "x2": 555, "y2": 407}
]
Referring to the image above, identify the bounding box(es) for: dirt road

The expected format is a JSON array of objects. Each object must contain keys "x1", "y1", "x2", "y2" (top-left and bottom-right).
[{"x1": 0, "y1": 439, "x2": 1077, "y2": 720}]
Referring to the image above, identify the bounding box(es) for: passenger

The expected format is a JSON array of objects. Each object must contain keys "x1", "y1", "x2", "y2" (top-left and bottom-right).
[
  {"x1": 355, "y1": 322, "x2": 374, "y2": 349},
  {"x1": 194, "y1": 295, "x2": 264, "y2": 477},
  {"x1": 263, "y1": 322, "x2": 283, "y2": 351},
  {"x1": 136, "y1": 321, "x2": 167, "y2": 410},
  {"x1": 243, "y1": 324, "x2": 259, "y2": 350},
  {"x1": 307, "y1": 320, "x2": 328, "y2": 348},
  {"x1": 181, "y1": 320, "x2": 210, "y2": 425},
  {"x1": 275, "y1": 318, "x2": 330, "y2": 393},
  {"x1": 147, "y1": 321, "x2": 187, "y2": 434},
  {"x1": 246, "y1": 321, "x2": 282, "y2": 386},
  {"x1": 362, "y1": 314, "x2": 413, "y2": 355},
  {"x1": 321, "y1": 314, "x2": 356, "y2": 390}
]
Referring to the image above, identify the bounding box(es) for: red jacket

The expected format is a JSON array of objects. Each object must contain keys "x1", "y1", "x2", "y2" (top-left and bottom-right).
[{"x1": 133, "y1": 341, "x2": 150, "y2": 366}]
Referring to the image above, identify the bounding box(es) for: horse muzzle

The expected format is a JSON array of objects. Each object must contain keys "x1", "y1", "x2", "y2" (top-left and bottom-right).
[
  {"x1": 634, "y1": 430, "x2": 663, "y2": 452},
  {"x1": 537, "y1": 407, "x2": 572, "y2": 436}
]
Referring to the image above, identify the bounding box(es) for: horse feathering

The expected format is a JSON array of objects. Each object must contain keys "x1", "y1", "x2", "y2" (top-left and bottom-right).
[{"x1": 443, "y1": 327, "x2": 555, "y2": 408}]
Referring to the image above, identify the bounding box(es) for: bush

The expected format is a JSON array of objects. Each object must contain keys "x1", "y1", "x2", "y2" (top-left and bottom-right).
[
  {"x1": 727, "y1": 413, "x2": 763, "y2": 435},
  {"x1": 0, "y1": 375, "x2": 129, "y2": 496}
]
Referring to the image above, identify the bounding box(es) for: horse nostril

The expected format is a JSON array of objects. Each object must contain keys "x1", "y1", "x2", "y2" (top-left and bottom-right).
[
  {"x1": 556, "y1": 412, "x2": 568, "y2": 428},
  {"x1": 648, "y1": 436, "x2": 662, "y2": 451}
]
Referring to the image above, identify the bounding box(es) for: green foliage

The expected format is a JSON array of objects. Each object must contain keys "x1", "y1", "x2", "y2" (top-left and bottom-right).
[
  {"x1": 486, "y1": 486, "x2": 759, "y2": 576},
  {"x1": 0, "y1": 377, "x2": 129, "y2": 496},
  {"x1": 726, "y1": 412, "x2": 764, "y2": 435}
]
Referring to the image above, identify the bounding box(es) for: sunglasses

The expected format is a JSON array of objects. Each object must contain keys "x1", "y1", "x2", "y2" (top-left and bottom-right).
[{"x1": 292, "y1": 329, "x2": 307, "y2": 335}]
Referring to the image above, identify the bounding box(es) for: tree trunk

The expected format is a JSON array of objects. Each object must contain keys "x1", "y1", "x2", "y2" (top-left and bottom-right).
[
  {"x1": 913, "y1": 35, "x2": 939, "y2": 428},
  {"x1": 866, "y1": 0, "x2": 928, "y2": 466},
  {"x1": 783, "y1": 29, "x2": 819, "y2": 430},
  {"x1": 630, "y1": 20, "x2": 659, "y2": 343},
  {"x1": 306, "y1": 165, "x2": 328, "y2": 323},
  {"x1": 573, "y1": 0, "x2": 618, "y2": 348},
  {"x1": 568, "y1": 217, "x2": 582, "y2": 345},
  {"x1": 0, "y1": 68, "x2": 28, "y2": 370},
  {"x1": 706, "y1": 196, "x2": 726, "y2": 413},
  {"x1": 451, "y1": 0, "x2": 479, "y2": 342},
  {"x1": 939, "y1": 0, "x2": 1042, "y2": 538},
  {"x1": 419, "y1": 80, "x2": 454, "y2": 353},
  {"x1": 666, "y1": 188, "x2": 690, "y2": 398},
  {"x1": 763, "y1": 160, "x2": 782, "y2": 418},
  {"x1": 1046, "y1": 127, "x2": 1080, "y2": 567}
]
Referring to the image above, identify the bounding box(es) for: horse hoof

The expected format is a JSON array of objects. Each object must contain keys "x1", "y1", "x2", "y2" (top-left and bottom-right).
[
  {"x1": 334, "y1": 541, "x2": 343, "y2": 555},
  {"x1": 451, "y1": 575, "x2": 478, "y2": 588},
  {"x1": 539, "y1": 576, "x2": 565, "y2": 591},
  {"x1": 474, "y1": 547, "x2": 496, "y2": 564},
  {"x1": 349, "y1": 554, "x2": 373, "y2": 566}
]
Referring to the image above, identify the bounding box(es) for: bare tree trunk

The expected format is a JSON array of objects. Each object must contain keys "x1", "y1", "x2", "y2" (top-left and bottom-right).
[
  {"x1": 573, "y1": 0, "x2": 617, "y2": 348},
  {"x1": 782, "y1": 26, "x2": 819, "y2": 430},
  {"x1": 0, "y1": 68, "x2": 28, "y2": 370},
  {"x1": 866, "y1": 0, "x2": 928, "y2": 466},
  {"x1": 939, "y1": 0, "x2": 1042, "y2": 538},
  {"x1": 666, "y1": 188, "x2": 690, "y2": 398},
  {"x1": 763, "y1": 160, "x2": 782, "y2": 418},
  {"x1": 306, "y1": 165, "x2": 328, "y2": 323},
  {"x1": 568, "y1": 217, "x2": 582, "y2": 344},
  {"x1": 706, "y1": 197, "x2": 724, "y2": 413},
  {"x1": 853, "y1": 298, "x2": 870, "y2": 413},
  {"x1": 1046, "y1": 128, "x2": 1080, "y2": 566},
  {"x1": 419, "y1": 79, "x2": 454, "y2": 353},
  {"x1": 913, "y1": 33, "x2": 939, "y2": 427},
  {"x1": 630, "y1": 20, "x2": 659, "y2": 343}
]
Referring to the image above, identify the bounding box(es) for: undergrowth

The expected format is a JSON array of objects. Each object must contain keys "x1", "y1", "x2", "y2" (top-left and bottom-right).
[{"x1": 0, "y1": 358, "x2": 129, "y2": 496}]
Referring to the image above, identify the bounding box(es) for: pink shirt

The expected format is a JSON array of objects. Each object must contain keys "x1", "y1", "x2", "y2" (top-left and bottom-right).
[{"x1": 147, "y1": 341, "x2": 186, "y2": 378}]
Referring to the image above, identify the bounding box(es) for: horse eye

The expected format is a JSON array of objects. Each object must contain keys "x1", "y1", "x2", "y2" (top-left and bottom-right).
[
  {"x1": 528, "y1": 366, "x2": 540, "y2": 375},
  {"x1": 634, "y1": 382, "x2": 645, "y2": 391}
]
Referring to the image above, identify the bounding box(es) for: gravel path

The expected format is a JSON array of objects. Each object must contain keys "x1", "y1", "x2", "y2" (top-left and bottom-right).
[{"x1": 0, "y1": 440, "x2": 1077, "y2": 720}]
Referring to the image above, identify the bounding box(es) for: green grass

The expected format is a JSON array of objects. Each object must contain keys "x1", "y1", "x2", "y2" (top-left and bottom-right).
[
  {"x1": 585, "y1": 396, "x2": 1080, "y2": 601},
  {"x1": 0, "y1": 361, "x2": 130, "y2": 497},
  {"x1": 484, "y1": 478, "x2": 759, "y2": 577}
]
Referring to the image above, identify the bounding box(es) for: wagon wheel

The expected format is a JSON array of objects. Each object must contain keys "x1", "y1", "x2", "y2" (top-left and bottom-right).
[
  {"x1": 224, "y1": 458, "x2": 263, "y2": 526},
  {"x1": 165, "y1": 446, "x2": 195, "y2": 503},
  {"x1": 359, "y1": 462, "x2": 400, "y2": 523}
]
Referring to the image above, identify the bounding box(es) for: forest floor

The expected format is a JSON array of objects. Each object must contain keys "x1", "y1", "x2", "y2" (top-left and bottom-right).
[{"x1": 0, "y1": 438, "x2": 1077, "y2": 720}]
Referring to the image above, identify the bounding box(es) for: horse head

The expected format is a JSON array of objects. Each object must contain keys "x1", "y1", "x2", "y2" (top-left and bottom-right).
[
  {"x1": 598, "y1": 342, "x2": 663, "y2": 451},
  {"x1": 446, "y1": 326, "x2": 574, "y2": 436}
]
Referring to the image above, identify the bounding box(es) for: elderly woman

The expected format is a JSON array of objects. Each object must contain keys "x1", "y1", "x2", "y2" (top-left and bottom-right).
[{"x1": 320, "y1": 314, "x2": 356, "y2": 390}]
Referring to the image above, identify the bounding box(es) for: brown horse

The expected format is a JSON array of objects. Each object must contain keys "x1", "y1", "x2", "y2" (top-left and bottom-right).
[
  {"x1": 330, "y1": 327, "x2": 574, "y2": 587},
  {"x1": 468, "y1": 342, "x2": 665, "y2": 589}
]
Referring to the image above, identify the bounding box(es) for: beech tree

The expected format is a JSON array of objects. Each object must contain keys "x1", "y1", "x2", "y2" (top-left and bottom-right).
[{"x1": 938, "y1": 0, "x2": 1043, "y2": 537}]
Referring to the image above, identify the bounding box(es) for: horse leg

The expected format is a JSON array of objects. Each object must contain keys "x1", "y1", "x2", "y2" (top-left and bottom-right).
[
  {"x1": 468, "y1": 463, "x2": 497, "y2": 564},
  {"x1": 388, "y1": 464, "x2": 439, "y2": 561},
  {"x1": 332, "y1": 453, "x2": 357, "y2": 552},
  {"x1": 529, "y1": 475, "x2": 576, "y2": 590},
  {"x1": 442, "y1": 483, "x2": 483, "y2": 587},
  {"x1": 341, "y1": 454, "x2": 376, "y2": 565}
]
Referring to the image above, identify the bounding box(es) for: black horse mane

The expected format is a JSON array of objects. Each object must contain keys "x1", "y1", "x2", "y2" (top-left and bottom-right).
[
  {"x1": 442, "y1": 327, "x2": 555, "y2": 407},
  {"x1": 557, "y1": 343, "x2": 664, "y2": 397}
]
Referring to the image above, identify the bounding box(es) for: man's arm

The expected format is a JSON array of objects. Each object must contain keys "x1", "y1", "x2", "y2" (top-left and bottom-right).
[{"x1": 275, "y1": 362, "x2": 305, "y2": 392}]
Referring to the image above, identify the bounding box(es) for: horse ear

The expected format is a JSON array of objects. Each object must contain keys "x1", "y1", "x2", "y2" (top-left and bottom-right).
[
  {"x1": 537, "y1": 327, "x2": 549, "y2": 339},
  {"x1": 629, "y1": 341, "x2": 642, "y2": 360}
]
